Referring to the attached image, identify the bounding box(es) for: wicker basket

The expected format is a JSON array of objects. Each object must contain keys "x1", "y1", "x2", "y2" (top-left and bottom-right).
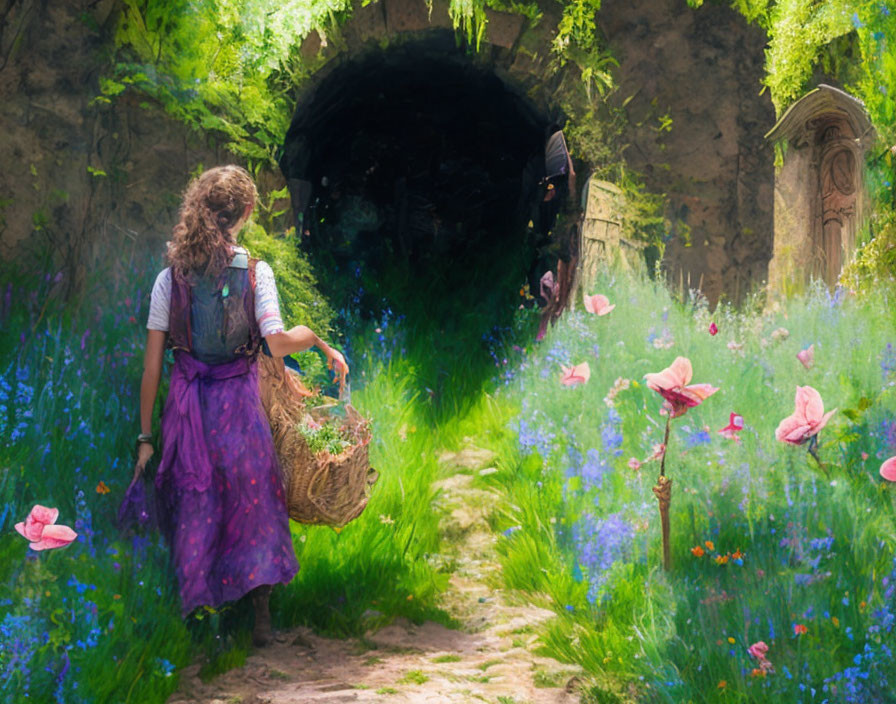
[{"x1": 257, "y1": 354, "x2": 378, "y2": 527}]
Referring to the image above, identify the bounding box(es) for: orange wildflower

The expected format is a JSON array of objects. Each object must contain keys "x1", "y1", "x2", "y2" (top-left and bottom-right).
[
  {"x1": 691, "y1": 546, "x2": 705, "y2": 557},
  {"x1": 718, "y1": 680, "x2": 727, "y2": 689},
  {"x1": 751, "y1": 668, "x2": 766, "y2": 678},
  {"x1": 96, "y1": 481, "x2": 110, "y2": 495},
  {"x1": 732, "y1": 548, "x2": 744, "y2": 560},
  {"x1": 794, "y1": 624, "x2": 808, "y2": 635},
  {"x1": 705, "y1": 540, "x2": 715, "y2": 551},
  {"x1": 715, "y1": 554, "x2": 730, "y2": 565}
]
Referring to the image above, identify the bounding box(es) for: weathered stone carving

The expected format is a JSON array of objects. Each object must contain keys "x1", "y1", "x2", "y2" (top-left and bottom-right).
[
  {"x1": 766, "y1": 85, "x2": 876, "y2": 293},
  {"x1": 576, "y1": 177, "x2": 644, "y2": 297}
]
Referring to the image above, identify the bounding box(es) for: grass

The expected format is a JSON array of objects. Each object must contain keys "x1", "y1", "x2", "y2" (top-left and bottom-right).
[
  {"x1": 431, "y1": 653, "x2": 463, "y2": 662},
  {"x1": 533, "y1": 668, "x2": 569, "y2": 687},
  {"x1": 478, "y1": 658, "x2": 504, "y2": 670},
  {"x1": 0, "y1": 252, "x2": 458, "y2": 701},
  {"x1": 5, "y1": 237, "x2": 896, "y2": 703},
  {"x1": 461, "y1": 269, "x2": 896, "y2": 702},
  {"x1": 397, "y1": 669, "x2": 429, "y2": 684}
]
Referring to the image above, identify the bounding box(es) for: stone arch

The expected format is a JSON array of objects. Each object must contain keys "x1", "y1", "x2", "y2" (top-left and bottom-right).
[{"x1": 280, "y1": 3, "x2": 588, "y2": 319}]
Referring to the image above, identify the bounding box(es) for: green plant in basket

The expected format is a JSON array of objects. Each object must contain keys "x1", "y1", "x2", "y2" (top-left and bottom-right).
[{"x1": 297, "y1": 415, "x2": 353, "y2": 455}]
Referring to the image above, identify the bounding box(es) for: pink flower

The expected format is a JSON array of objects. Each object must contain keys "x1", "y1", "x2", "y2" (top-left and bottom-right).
[
  {"x1": 881, "y1": 456, "x2": 896, "y2": 482},
  {"x1": 774, "y1": 386, "x2": 837, "y2": 445},
  {"x1": 583, "y1": 293, "x2": 615, "y2": 316},
  {"x1": 718, "y1": 413, "x2": 744, "y2": 441},
  {"x1": 797, "y1": 344, "x2": 815, "y2": 370},
  {"x1": 709, "y1": 322, "x2": 718, "y2": 336},
  {"x1": 649, "y1": 443, "x2": 666, "y2": 461},
  {"x1": 644, "y1": 357, "x2": 719, "y2": 418},
  {"x1": 14, "y1": 505, "x2": 77, "y2": 551},
  {"x1": 627, "y1": 457, "x2": 642, "y2": 472},
  {"x1": 748, "y1": 641, "x2": 769, "y2": 660},
  {"x1": 861, "y1": 452, "x2": 869, "y2": 461},
  {"x1": 560, "y1": 362, "x2": 591, "y2": 386}
]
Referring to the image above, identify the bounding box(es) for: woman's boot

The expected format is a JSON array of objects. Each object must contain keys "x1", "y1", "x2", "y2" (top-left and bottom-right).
[{"x1": 251, "y1": 584, "x2": 273, "y2": 647}]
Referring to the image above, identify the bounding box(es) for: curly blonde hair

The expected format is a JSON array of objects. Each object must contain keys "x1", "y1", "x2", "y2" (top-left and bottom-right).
[{"x1": 166, "y1": 165, "x2": 258, "y2": 281}]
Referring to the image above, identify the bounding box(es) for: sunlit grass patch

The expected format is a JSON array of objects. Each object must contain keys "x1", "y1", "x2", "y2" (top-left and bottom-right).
[
  {"x1": 476, "y1": 267, "x2": 896, "y2": 702},
  {"x1": 431, "y1": 653, "x2": 463, "y2": 662},
  {"x1": 397, "y1": 669, "x2": 429, "y2": 684}
]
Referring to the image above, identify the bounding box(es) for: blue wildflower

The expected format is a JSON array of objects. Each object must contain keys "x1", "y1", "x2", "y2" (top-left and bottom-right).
[
  {"x1": 684, "y1": 426, "x2": 712, "y2": 448},
  {"x1": 574, "y1": 513, "x2": 634, "y2": 603}
]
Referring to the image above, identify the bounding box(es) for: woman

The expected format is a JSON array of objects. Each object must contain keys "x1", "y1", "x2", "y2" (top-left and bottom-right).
[{"x1": 133, "y1": 165, "x2": 347, "y2": 646}]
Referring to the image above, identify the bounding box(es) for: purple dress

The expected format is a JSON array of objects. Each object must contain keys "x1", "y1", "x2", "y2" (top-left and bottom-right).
[{"x1": 153, "y1": 260, "x2": 299, "y2": 617}]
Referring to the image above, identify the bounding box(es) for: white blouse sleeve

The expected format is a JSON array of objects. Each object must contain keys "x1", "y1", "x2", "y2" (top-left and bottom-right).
[
  {"x1": 146, "y1": 268, "x2": 171, "y2": 331},
  {"x1": 254, "y1": 261, "x2": 285, "y2": 337}
]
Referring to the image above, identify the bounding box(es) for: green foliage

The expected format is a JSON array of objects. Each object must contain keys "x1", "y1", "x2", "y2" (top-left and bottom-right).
[
  {"x1": 843, "y1": 209, "x2": 896, "y2": 294},
  {"x1": 554, "y1": 0, "x2": 603, "y2": 56},
  {"x1": 397, "y1": 668, "x2": 429, "y2": 684},
  {"x1": 447, "y1": 0, "x2": 488, "y2": 48},
  {"x1": 238, "y1": 220, "x2": 335, "y2": 386},
  {"x1": 109, "y1": 0, "x2": 338, "y2": 168},
  {"x1": 764, "y1": 0, "x2": 853, "y2": 114},
  {"x1": 238, "y1": 221, "x2": 334, "y2": 335},
  {"x1": 297, "y1": 416, "x2": 353, "y2": 454}
]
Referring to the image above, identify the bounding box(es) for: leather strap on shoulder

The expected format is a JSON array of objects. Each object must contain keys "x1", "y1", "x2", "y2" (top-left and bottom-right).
[{"x1": 248, "y1": 257, "x2": 258, "y2": 290}]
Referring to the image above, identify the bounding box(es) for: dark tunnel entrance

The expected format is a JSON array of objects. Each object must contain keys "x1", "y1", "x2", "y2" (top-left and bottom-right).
[{"x1": 279, "y1": 35, "x2": 567, "y2": 405}]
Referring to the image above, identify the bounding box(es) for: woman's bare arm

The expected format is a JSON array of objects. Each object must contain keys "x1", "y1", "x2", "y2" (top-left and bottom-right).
[
  {"x1": 264, "y1": 325, "x2": 328, "y2": 358},
  {"x1": 140, "y1": 330, "x2": 167, "y2": 435},
  {"x1": 264, "y1": 326, "x2": 348, "y2": 388}
]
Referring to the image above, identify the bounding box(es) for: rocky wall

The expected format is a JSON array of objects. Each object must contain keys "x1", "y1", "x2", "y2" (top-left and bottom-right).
[
  {"x1": 600, "y1": 0, "x2": 775, "y2": 305},
  {"x1": 0, "y1": 0, "x2": 233, "y2": 295},
  {"x1": 0, "y1": 0, "x2": 777, "y2": 307}
]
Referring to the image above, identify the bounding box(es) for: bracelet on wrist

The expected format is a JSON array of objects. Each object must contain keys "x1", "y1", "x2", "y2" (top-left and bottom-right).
[{"x1": 136, "y1": 433, "x2": 152, "y2": 445}]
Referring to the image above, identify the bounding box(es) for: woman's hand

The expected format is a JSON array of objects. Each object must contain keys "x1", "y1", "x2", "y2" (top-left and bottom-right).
[
  {"x1": 326, "y1": 348, "x2": 349, "y2": 392},
  {"x1": 134, "y1": 443, "x2": 154, "y2": 482}
]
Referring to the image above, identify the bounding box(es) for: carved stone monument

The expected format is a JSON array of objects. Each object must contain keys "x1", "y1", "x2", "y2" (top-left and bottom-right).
[
  {"x1": 576, "y1": 177, "x2": 644, "y2": 294},
  {"x1": 766, "y1": 85, "x2": 876, "y2": 293}
]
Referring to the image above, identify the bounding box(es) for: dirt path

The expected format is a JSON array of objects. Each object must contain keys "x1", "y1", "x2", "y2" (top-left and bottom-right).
[{"x1": 168, "y1": 445, "x2": 582, "y2": 704}]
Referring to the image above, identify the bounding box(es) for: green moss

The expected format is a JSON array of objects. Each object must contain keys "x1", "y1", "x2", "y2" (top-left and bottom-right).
[{"x1": 397, "y1": 669, "x2": 430, "y2": 684}]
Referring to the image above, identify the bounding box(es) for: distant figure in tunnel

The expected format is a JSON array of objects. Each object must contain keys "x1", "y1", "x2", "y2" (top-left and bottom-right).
[{"x1": 132, "y1": 165, "x2": 347, "y2": 646}]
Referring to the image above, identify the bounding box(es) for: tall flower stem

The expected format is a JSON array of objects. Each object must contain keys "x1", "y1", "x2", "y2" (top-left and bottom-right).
[
  {"x1": 654, "y1": 474, "x2": 672, "y2": 571},
  {"x1": 659, "y1": 412, "x2": 672, "y2": 478},
  {"x1": 655, "y1": 412, "x2": 674, "y2": 571},
  {"x1": 807, "y1": 435, "x2": 830, "y2": 478}
]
